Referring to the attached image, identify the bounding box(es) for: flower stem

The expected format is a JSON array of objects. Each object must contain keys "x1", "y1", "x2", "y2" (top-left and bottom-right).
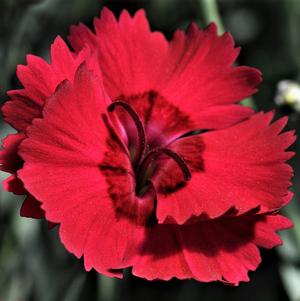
[
  {"x1": 198, "y1": 0, "x2": 256, "y2": 109},
  {"x1": 282, "y1": 196, "x2": 300, "y2": 251},
  {"x1": 198, "y1": 0, "x2": 225, "y2": 34},
  {"x1": 98, "y1": 275, "x2": 116, "y2": 301}
]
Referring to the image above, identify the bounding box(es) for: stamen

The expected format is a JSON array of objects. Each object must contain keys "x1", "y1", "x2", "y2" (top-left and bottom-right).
[
  {"x1": 138, "y1": 147, "x2": 192, "y2": 182},
  {"x1": 107, "y1": 101, "x2": 146, "y2": 165}
]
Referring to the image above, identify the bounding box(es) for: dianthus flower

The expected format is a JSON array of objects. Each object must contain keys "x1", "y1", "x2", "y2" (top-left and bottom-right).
[{"x1": 0, "y1": 8, "x2": 295, "y2": 284}]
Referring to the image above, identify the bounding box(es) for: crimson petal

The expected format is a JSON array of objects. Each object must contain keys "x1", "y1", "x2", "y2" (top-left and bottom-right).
[
  {"x1": 18, "y1": 65, "x2": 143, "y2": 275},
  {"x1": 2, "y1": 37, "x2": 101, "y2": 131},
  {"x1": 69, "y1": 8, "x2": 261, "y2": 133},
  {"x1": 155, "y1": 112, "x2": 295, "y2": 224},
  {"x1": 132, "y1": 213, "x2": 292, "y2": 284}
]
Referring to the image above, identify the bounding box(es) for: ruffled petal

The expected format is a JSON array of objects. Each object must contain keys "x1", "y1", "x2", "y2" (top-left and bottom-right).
[
  {"x1": 1, "y1": 92, "x2": 42, "y2": 132},
  {"x1": 155, "y1": 112, "x2": 295, "y2": 224},
  {"x1": 18, "y1": 65, "x2": 142, "y2": 275},
  {"x1": 2, "y1": 37, "x2": 101, "y2": 131},
  {"x1": 0, "y1": 133, "x2": 44, "y2": 218},
  {"x1": 69, "y1": 8, "x2": 168, "y2": 99},
  {"x1": 158, "y1": 24, "x2": 260, "y2": 126},
  {"x1": 20, "y1": 195, "x2": 45, "y2": 219},
  {"x1": 68, "y1": 9, "x2": 260, "y2": 131},
  {"x1": 132, "y1": 223, "x2": 193, "y2": 281},
  {"x1": 132, "y1": 213, "x2": 292, "y2": 284},
  {"x1": 0, "y1": 133, "x2": 25, "y2": 173},
  {"x1": 3, "y1": 174, "x2": 26, "y2": 195}
]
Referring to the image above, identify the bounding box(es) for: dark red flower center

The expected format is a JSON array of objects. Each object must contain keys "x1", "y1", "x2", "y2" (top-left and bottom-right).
[
  {"x1": 100, "y1": 91, "x2": 205, "y2": 225},
  {"x1": 107, "y1": 101, "x2": 192, "y2": 196}
]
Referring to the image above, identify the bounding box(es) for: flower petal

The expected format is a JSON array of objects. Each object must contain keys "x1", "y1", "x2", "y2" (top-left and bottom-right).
[
  {"x1": 20, "y1": 195, "x2": 45, "y2": 219},
  {"x1": 68, "y1": 9, "x2": 260, "y2": 130},
  {"x1": 132, "y1": 213, "x2": 291, "y2": 284},
  {"x1": 155, "y1": 112, "x2": 295, "y2": 224},
  {"x1": 3, "y1": 174, "x2": 26, "y2": 195},
  {"x1": 0, "y1": 133, "x2": 25, "y2": 173},
  {"x1": 158, "y1": 24, "x2": 260, "y2": 127},
  {"x1": 2, "y1": 37, "x2": 101, "y2": 131},
  {"x1": 18, "y1": 65, "x2": 142, "y2": 275},
  {"x1": 69, "y1": 8, "x2": 168, "y2": 99}
]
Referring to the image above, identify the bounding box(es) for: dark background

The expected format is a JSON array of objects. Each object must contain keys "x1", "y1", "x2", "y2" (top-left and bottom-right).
[{"x1": 1, "y1": 0, "x2": 300, "y2": 300}]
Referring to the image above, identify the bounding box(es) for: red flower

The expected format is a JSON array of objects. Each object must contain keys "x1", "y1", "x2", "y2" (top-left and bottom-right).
[{"x1": 0, "y1": 8, "x2": 295, "y2": 284}]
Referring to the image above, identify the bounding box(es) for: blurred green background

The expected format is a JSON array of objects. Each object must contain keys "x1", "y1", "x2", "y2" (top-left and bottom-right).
[{"x1": 1, "y1": 0, "x2": 300, "y2": 300}]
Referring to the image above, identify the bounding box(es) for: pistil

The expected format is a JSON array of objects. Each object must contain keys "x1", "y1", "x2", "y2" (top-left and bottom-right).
[
  {"x1": 136, "y1": 147, "x2": 191, "y2": 195},
  {"x1": 108, "y1": 101, "x2": 147, "y2": 166},
  {"x1": 107, "y1": 101, "x2": 192, "y2": 197}
]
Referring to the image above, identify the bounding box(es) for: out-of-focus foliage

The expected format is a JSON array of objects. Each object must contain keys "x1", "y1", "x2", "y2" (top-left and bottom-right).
[{"x1": 0, "y1": 0, "x2": 300, "y2": 300}]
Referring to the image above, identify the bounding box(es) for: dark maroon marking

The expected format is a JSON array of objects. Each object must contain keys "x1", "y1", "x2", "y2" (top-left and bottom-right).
[
  {"x1": 123, "y1": 91, "x2": 193, "y2": 138},
  {"x1": 99, "y1": 164, "x2": 128, "y2": 173},
  {"x1": 99, "y1": 137, "x2": 134, "y2": 206},
  {"x1": 144, "y1": 90, "x2": 156, "y2": 125},
  {"x1": 158, "y1": 181, "x2": 187, "y2": 195}
]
